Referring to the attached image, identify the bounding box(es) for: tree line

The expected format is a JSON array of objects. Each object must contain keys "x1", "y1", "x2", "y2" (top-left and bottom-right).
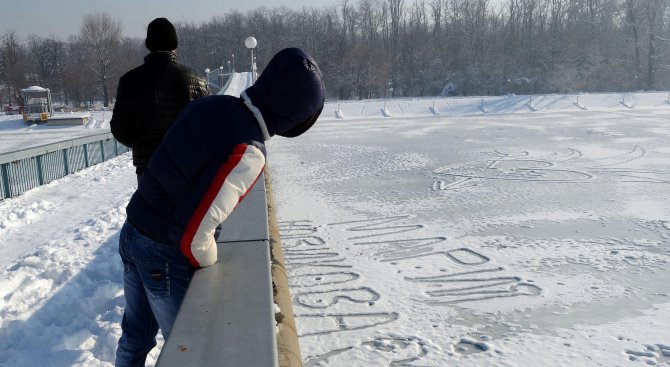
[{"x1": 1, "y1": 0, "x2": 669, "y2": 108}]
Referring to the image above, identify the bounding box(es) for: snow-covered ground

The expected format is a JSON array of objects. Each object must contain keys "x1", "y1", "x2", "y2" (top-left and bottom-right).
[
  {"x1": 0, "y1": 91, "x2": 669, "y2": 366},
  {"x1": 0, "y1": 112, "x2": 111, "y2": 155}
]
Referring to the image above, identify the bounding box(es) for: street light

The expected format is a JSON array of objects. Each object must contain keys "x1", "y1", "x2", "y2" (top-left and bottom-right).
[
  {"x1": 204, "y1": 68, "x2": 212, "y2": 90},
  {"x1": 232, "y1": 54, "x2": 235, "y2": 72},
  {"x1": 245, "y1": 36, "x2": 257, "y2": 83}
]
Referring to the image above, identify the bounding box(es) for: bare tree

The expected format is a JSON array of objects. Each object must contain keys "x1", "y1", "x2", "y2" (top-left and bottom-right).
[
  {"x1": 645, "y1": 0, "x2": 666, "y2": 89},
  {"x1": 625, "y1": 0, "x2": 642, "y2": 89},
  {"x1": 27, "y1": 35, "x2": 67, "y2": 100},
  {"x1": 388, "y1": 0, "x2": 406, "y2": 94},
  {"x1": 110, "y1": 36, "x2": 144, "y2": 102},
  {"x1": 0, "y1": 32, "x2": 29, "y2": 106},
  {"x1": 176, "y1": 21, "x2": 210, "y2": 74},
  {"x1": 63, "y1": 35, "x2": 96, "y2": 108},
  {"x1": 4, "y1": 1, "x2": 670, "y2": 103},
  {"x1": 336, "y1": 45, "x2": 391, "y2": 98},
  {"x1": 80, "y1": 12, "x2": 122, "y2": 107}
]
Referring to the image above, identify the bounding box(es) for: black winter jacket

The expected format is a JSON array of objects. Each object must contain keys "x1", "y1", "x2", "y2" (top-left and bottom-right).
[{"x1": 110, "y1": 52, "x2": 209, "y2": 173}]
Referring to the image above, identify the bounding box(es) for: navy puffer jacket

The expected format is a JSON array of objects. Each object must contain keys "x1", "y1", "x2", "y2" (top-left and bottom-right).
[{"x1": 126, "y1": 48, "x2": 325, "y2": 268}]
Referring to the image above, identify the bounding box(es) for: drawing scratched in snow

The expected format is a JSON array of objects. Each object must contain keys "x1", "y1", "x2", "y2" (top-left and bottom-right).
[
  {"x1": 406, "y1": 267, "x2": 542, "y2": 304},
  {"x1": 288, "y1": 271, "x2": 361, "y2": 288},
  {"x1": 294, "y1": 287, "x2": 380, "y2": 308},
  {"x1": 432, "y1": 145, "x2": 670, "y2": 191},
  {"x1": 279, "y1": 220, "x2": 397, "y2": 341},
  {"x1": 280, "y1": 216, "x2": 542, "y2": 364},
  {"x1": 302, "y1": 336, "x2": 429, "y2": 367},
  {"x1": 280, "y1": 220, "x2": 423, "y2": 365},
  {"x1": 330, "y1": 216, "x2": 542, "y2": 305}
]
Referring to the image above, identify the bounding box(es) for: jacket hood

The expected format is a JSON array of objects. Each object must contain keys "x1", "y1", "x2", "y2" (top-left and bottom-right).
[{"x1": 243, "y1": 48, "x2": 324, "y2": 138}]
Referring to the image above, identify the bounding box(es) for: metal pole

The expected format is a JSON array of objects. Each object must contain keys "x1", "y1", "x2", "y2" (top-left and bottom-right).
[
  {"x1": 1, "y1": 163, "x2": 11, "y2": 199},
  {"x1": 62, "y1": 148, "x2": 70, "y2": 174},
  {"x1": 245, "y1": 37, "x2": 258, "y2": 83},
  {"x1": 83, "y1": 144, "x2": 90, "y2": 167},
  {"x1": 250, "y1": 48, "x2": 254, "y2": 82},
  {"x1": 35, "y1": 155, "x2": 44, "y2": 185}
]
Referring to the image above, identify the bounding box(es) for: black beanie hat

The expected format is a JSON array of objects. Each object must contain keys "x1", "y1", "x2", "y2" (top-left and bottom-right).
[{"x1": 145, "y1": 18, "x2": 178, "y2": 52}]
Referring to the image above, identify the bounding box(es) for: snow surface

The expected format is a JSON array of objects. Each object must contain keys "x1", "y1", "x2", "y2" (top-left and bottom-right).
[
  {"x1": 0, "y1": 111, "x2": 111, "y2": 154},
  {"x1": 0, "y1": 91, "x2": 669, "y2": 366}
]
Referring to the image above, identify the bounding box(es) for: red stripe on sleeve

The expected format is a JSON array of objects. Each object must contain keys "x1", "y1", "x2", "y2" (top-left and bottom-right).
[{"x1": 180, "y1": 144, "x2": 249, "y2": 267}]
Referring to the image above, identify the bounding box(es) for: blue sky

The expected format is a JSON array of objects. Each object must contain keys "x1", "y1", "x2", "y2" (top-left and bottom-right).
[{"x1": 0, "y1": 0, "x2": 337, "y2": 40}]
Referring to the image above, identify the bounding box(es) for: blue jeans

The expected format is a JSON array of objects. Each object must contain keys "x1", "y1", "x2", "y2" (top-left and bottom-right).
[{"x1": 116, "y1": 220, "x2": 195, "y2": 367}]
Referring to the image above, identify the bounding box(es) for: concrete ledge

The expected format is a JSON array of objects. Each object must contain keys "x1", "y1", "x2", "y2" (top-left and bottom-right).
[
  {"x1": 265, "y1": 171, "x2": 303, "y2": 366},
  {"x1": 46, "y1": 113, "x2": 90, "y2": 126},
  {"x1": 216, "y1": 175, "x2": 269, "y2": 243},
  {"x1": 156, "y1": 239, "x2": 277, "y2": 367},
  {"x1": 156, "y1": 174, "x2": 279, "y2": 367}
]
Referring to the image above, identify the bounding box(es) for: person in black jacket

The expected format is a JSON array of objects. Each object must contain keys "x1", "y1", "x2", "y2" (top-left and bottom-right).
[
  {"x1": 114, "y1": 47, "x2": 324, "y2": 367},
  {"x1": 110, "y1": 18, "x2": 208, "y2": 181}
]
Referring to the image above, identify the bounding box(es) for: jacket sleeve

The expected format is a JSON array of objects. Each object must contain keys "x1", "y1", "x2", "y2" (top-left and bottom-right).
[
  {"x1": 179, "y1": 144, "x2": 266, "y2": 268},
  {"x1": 110, "y1": 76, "x2": 136, "y2": 147}
]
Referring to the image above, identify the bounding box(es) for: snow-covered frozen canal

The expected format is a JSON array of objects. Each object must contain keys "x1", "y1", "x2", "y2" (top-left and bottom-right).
[{"x1": 267, "y1": 105, "x2": 670, "y2": 366}]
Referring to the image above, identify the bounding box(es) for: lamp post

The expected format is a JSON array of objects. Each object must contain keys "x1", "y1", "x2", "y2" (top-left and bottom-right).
[
  {"x1": 245, "y1": 36, "x2": 257, "y2": 83},
  {"x1": 232, "y1": 54, "x2": 235, "y2": 72},
  {"x1": 227, "y1": 60, "x2": 231, "y2": 73}
]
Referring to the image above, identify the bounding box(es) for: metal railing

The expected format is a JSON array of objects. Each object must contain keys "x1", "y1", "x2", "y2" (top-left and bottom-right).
[
  {"x1": 206, "y1": 71, "x2": 234, "y2": 95},
  {"x1": 0, "y1": 133, "x2": 129, "y2": 200}
]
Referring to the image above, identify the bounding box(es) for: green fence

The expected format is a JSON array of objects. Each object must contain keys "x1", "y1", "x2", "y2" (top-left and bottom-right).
[{"x1": 0, "y1": 133, "x2": 129, "y2": 200}]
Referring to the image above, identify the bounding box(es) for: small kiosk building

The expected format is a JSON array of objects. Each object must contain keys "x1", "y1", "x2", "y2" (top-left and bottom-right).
[{"x1": 21, "y1": 86, "x2": 53, "y2": 123}]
